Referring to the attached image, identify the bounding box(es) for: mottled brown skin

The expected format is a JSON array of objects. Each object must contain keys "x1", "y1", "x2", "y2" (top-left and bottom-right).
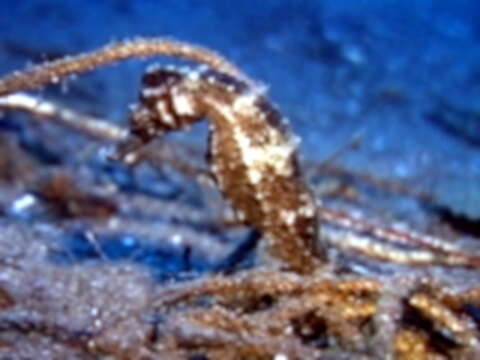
[{"x1": 127, "y1": 65, "x2": 324, "y2": 273}]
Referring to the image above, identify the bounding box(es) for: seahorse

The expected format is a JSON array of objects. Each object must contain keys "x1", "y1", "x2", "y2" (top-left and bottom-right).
[
  {"x1": 124, "y1": 64, "x2": 324, "y2": 273},
  {"x1": 0, "y1": 38, "x2": 325, "y2": 273}
]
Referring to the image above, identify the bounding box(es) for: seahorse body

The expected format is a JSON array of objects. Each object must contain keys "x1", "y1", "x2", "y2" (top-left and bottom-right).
[{"x1": 128, "y1": 65, "x2": 323, "y2": 273}]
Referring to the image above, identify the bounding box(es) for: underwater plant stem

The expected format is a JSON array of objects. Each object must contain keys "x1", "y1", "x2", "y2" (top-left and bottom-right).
[
  {"x1": 0, "y1": 93, "x2": 128, "y2": 141},
  {"x1": 0, "y1": 38, "x2": 250, "y2": 97}
]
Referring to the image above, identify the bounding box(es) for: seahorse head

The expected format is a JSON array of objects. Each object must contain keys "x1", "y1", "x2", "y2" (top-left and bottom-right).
[{"x1": 129, "y1": 65, "x2": 202, "y2": 141}]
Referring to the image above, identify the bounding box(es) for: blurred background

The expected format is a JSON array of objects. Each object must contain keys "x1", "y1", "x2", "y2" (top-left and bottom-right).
[
  {"x1": 1, "y1": 3, "x2": 480, "y2": 357},
  {"x1": 0, "y1": 0, "x2": 479, "y2": 229}
]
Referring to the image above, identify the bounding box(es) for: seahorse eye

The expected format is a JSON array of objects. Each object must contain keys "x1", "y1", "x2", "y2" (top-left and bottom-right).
[{"x1": 140, "y1": 68, "x2": 182, "y2": 106}]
